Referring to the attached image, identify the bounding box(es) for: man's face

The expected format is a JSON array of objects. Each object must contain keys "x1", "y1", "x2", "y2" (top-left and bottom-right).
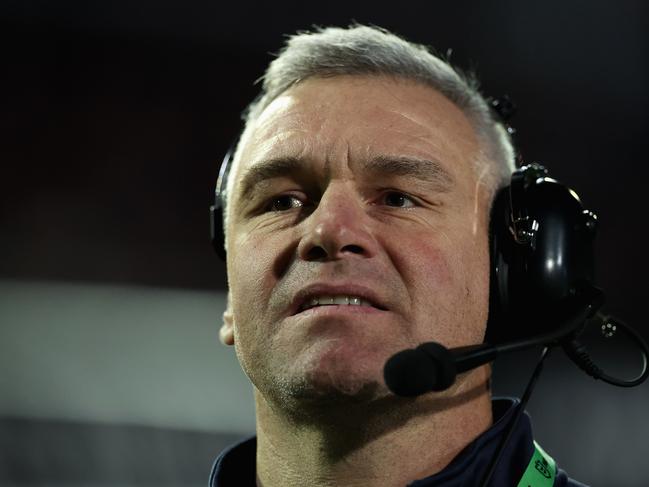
[{"x1": 223, "y1": 76, "x2": 491, "y2": 405}]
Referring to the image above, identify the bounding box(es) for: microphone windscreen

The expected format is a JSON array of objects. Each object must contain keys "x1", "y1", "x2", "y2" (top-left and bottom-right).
[
  {"x1": 384, "y1": 348, "x2": 439, "y2": 397},
  {"x1": 384, "y1": 342, "x2": 458, "y2": 396}
]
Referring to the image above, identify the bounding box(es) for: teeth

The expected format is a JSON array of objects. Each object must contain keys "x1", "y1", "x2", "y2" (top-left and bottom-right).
[{"x1": 302, "y1": 295, "x2": 374, "y2": 310}]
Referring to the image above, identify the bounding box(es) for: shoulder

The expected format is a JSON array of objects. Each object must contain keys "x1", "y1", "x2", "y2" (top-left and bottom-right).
[{"x1": 209, "y1": 436, "x2": 256, "y2": 487}]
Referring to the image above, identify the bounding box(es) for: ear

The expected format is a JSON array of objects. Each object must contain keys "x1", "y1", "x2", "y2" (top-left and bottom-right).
[{"x1": 219, "y1": 293, "x2": 235, "y2": 346}]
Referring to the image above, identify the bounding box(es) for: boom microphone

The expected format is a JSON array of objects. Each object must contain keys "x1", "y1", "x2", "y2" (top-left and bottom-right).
[
  {"x1": 384, "y1": 342, "x2": 497, "y2": 396},
  {"x1": 384, "y1": 342, "x2": 457, "y2": 396},
  {"x1": 384, "y1": 285, "x2": 606, "y2": 397}
]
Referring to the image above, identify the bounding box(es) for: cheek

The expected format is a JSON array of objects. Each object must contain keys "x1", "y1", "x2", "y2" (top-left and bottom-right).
[
  {"x1": 227, "y1": 234, "x2": 280, "y2": 382},
  {"x1": 445, "y1": 234, "x2": 490, "y2": 344},
  {"x1": 229, "y1": 230, "x2": 276, "y2": 290},
  {"x1": 227, "y1": 233, "x2": 279, "y2": 334},
  {"x1": 395, "y1": 229, "x2": 490, "y2": 345},
  {"x1": 401, "y1": 235, "x2": 453, "y2": 298}
]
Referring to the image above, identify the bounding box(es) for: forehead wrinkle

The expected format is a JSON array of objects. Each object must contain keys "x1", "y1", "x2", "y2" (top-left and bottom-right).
[
  {"x1": 384, "y1": 107, "x2": 437, "y2": 133},
  {"x1": 379, "y1": 108, "x2": 476, "y2": 155}
]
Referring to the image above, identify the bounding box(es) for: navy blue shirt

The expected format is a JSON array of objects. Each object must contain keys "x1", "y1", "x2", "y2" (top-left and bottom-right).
[{"x1": 209, "y1": 398, "x2": 587, "y2": 486}]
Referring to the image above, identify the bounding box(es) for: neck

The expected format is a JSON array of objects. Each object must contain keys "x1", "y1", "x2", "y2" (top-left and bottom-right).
[{"x1": 255, "y1": 366, "x2": 492, "y2": 487}]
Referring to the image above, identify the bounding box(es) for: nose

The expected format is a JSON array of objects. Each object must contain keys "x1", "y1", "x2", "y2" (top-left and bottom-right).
[{"x1": 297, "y1": 184, "x2": 378, "y2": 261}]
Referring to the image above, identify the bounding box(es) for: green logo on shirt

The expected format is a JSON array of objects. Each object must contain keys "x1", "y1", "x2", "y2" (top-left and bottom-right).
[{"x1": 517, "y1": 441, "x2": 556, "y2": 487}]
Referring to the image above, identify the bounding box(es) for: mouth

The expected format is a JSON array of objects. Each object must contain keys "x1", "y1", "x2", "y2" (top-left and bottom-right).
[
  {"x1": 300, "y1": 295, "x2": 382, "y2": 312},
  {"x1": 291, "y1": 286, "x2": 389, "y2": 316}
]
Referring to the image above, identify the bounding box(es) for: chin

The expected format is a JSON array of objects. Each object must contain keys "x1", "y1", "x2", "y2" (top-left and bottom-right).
[
  {"x1": 304, "y1": 369, "x2": 378, "y2": 399},
  {"x1": 284, "y1": 376, "x2": 384, "y2": 413},
  {"x1": 286, "y1": 344, "x2": 387, "y2": 404}
]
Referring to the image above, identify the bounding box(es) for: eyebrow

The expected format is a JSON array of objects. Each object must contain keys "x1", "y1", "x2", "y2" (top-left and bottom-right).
[
  {"x1": 237, "y1": 157, "x2": 303, "y2": 201},
  {"x1": 361, "y1": 155, "x2": 455, "y2": 191},
  {"x1": 235, "y1": 153, "x2": 455, "y2": 201}
]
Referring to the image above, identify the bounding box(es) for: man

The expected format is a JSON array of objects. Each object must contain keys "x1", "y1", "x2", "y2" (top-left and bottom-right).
[{"x1": 211, "y1": 25, "x2": 585, "y2": 486}]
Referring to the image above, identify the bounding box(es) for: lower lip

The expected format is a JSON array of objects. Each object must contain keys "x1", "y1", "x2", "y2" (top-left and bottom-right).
[{"x1": 294, "y1": 305, "x2": 384, "y2": 317}]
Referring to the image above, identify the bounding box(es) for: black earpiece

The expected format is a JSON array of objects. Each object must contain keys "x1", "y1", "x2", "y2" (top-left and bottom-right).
[
  {"x1": 210, "y1": 146, "x2": 598, "y2": 345},
  {"x1": 209, "y1": 144, "x2": 235, "y2": 262},
  {"x1": 486, "y1": 163, "x2": 598, "y2": 343}
]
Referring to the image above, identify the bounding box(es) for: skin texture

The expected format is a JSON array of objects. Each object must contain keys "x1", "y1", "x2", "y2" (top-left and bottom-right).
[{"x1": 221, "y1": 75, "x2": 493, "y2": 486}]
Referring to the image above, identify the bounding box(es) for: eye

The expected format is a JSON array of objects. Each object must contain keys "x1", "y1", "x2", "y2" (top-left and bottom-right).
[
  {"x1": 382, "y1": 191, "x2": 417, "y2": 208},
  {"x1": 267, "y1": 194, "x2": 304, "y2": 212}
]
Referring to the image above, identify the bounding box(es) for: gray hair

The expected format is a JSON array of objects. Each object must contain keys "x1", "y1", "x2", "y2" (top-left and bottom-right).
[{"x1": 223, "y1": 25, "x2": 516, "y2": 244}]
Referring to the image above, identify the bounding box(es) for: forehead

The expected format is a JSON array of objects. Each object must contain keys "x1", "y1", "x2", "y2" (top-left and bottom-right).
[{"x1": 232, "y1": 76, "x2": 479, "y2": 188}]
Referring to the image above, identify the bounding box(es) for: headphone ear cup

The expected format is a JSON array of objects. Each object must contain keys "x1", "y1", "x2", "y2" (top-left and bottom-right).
[
  {"x1": 486, "y1": 165, "x2": 598, "y2": 345},
  {"x1": 210, "y1": 140, "x2": 239, "y2": 262},
  {"x1": 210, "y1": 202, "x2": 226, "y2": 261}
]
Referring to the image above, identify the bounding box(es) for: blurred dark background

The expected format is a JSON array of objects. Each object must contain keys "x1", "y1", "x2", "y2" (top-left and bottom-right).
[{"x1": 1, "y1": 1, "x2": 648, "y2": 486}]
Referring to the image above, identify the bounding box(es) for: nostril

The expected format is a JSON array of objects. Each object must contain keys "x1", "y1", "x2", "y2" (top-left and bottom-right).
[
  {"x1": 341, "y1": 244, "x2": 364, "y2": 255},
  {"x1": 305, "y1": 245, "x2": 328, "y2": 261}
]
